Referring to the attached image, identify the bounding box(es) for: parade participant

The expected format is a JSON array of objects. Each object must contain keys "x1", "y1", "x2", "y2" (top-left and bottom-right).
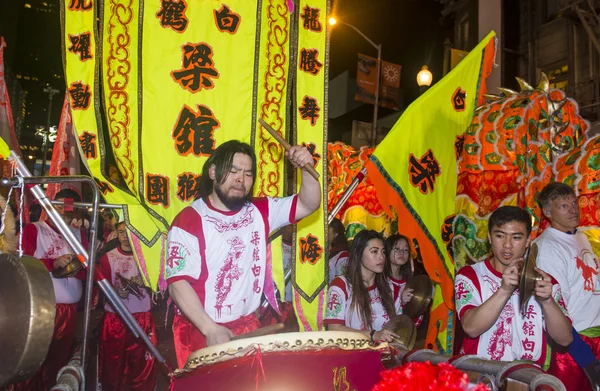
[
  {"x1": 97, "y1": 222, "x2": 157, "y2": 391},
  {"x1": 328, "y1": 217, "x2": 349, "y2": 282},
  {"x1": 535, "y1": 182, "x2": 600, "y2": 390},
  {"x1": 454, "y1": 206, "x2": 572, "y2": 366},
  {"x1": 10, "y1": 189, "x2": 88, "y2": 391},
  {"x1": 384, "y1": 234, "x2": 414, "y2": 306},
  {"x1": 325, "y1": 230, "x2": 401, "y2": 342},
  {"x1": 166, "y1": 140, "x2": 320, "y2": 367}
]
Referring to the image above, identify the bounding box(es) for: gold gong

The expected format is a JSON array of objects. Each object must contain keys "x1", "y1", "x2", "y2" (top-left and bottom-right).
[
  {"x1": 402, "y1": 274, "x2": 434, "y2": 319},
  {"x1": 384, "y1": 314, "x2": 417, "y2": 350},
  {"x1": 51, "y1": 255, "x2": 82, "y2": 279},
  {"x1": 519, "y1": 242, "x2": 541, "y2": 316},
  {"x1": 0, "y1": 254, "x2": 56, "y2": 386}
]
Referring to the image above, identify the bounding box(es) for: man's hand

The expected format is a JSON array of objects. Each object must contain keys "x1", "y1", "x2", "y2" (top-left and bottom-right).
[
  {"x1": 401, "y1": 287, "x2": 414, "y2": 306},
  {"x1": 500, "y1": 258, "x2": 520, "y2": 293},
  {"x1": 285, "y1": 145, "x2": 314, "y2": 170},
  {"x1": 53, "y1": 254, "x2": 74, "y2": 270},
  {"x1": 204, "y1": 323, "x2": 235, "y2": 346},
  {"x1": 533, "y1": 267, "x2": 553, "y2": 302}
]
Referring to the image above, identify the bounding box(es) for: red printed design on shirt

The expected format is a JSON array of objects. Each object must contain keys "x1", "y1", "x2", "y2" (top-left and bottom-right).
[
  {"x1": 214, "y1": 236, "x2": 245, "y2": 319},
  {"x1": 576, "y1": 249, "x2": 600, "y2": 293},
  {"x1": 205, "y1": 205, "x2": 254, "y2": 233},
  {"x1": 487, "y1": 301, "x2": 514, "y2": 360}
]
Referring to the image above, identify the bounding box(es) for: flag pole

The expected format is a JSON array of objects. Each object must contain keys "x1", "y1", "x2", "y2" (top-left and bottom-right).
[{"x1": 327, "y1": 167, "x2": 367, "y2": 224}]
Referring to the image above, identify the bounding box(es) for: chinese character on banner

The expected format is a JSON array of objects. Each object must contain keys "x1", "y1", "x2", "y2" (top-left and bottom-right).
[
  {"x1": 298, "y1": 96, "x2": 320, "y2": 126},
  {"x1": 156, "y1": 0, "x2": 188, "y2": 33},
  {"x1": 94, "y1": 177, "x2": 114, "y2": 195},
  {"x1": 176, "y1": 172, "x2": 201, "y2": 202},
  {"x1": 146, "y1": 174, "x2": 170, "y2": 207},
  {"x1": 300, "y1": 5, "x2": 322, "y2": 32},
  {"x1": 452, "y1": 87, "x2": 467, "y2": 112},
  {"x1": 79, "y1": 131, "x2": 97, "y2": 159},
  {"x1": 299, "y1": 48, "x2": 323, "y2": 75},
  {"x1": 214, "y1": 4, "x2": 240, "y2": 34},
  {"x1": 299, "y1": 234, "x2": 323, "y2": 265},
  {"x1": 301, "y1": 142, "x2": 320, "y2": 166},
  {"x1": 68, "y1": 0, "x2": 92, "y2": 11},
  {"x1": 68, "y1": 32, "x2": 92, "y2": 61},
  {"x1": 408, "y1": 149, "x2": 441, "y2": 194},
  {"x1": 171, "y1": 43, "x2": 219, "y2": 93},
  {"x1": 172, "y1": 104, "x2": 219, "y2": 157},
  {"x1": 68, "y1": 82, "x2": 91, "y2": 110},
  {"x1": 454, "y1": 135, "x2": 465, "y2": 159}
]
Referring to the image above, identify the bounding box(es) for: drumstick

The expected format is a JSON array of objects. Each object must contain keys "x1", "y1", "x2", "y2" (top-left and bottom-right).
[
  {"x1": 230, "y1": 323, "x2": 285, "y2": 341},
  {"x1": 258, "y1": 119, "x2": 320, "y2": 180}
]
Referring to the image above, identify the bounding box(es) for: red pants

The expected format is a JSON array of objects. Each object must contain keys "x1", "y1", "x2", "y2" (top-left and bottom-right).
[
  {"x1": 99, "y1": 311, "x2": 157, "y2": 391},
  {"x1": 549, "y1": 334, "x2": 600, "y2": 391},
  {"x1": 3, "y1": 303, "x2": 77, "y2": 391},
  {"x1": 172, "y1": 312, "x2": 260, "y2": 368}
]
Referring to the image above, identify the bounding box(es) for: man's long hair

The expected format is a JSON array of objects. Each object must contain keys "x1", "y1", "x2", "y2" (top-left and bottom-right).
[
  {"x1": 197, "y1": 140, "x2": 257, "y2": 200},
  {"x1": 346, "y1": 230, "x2": 396, "y2": 330}
]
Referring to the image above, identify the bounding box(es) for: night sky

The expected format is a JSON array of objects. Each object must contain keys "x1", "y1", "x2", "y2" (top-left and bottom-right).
[{"x1": 0, "y1": 0, "x2": 446, "y2": 159}]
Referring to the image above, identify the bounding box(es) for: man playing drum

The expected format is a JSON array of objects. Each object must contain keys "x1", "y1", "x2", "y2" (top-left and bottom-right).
[
  {"x1": 535, "y1": 182, "x2": 600, "y2": 390},
  {"x1": 166, "y1": 140, "x2": 320, "y2": 367},
  {"x1": 454, "y1": 206, "x2": 572, "y2": 366}
]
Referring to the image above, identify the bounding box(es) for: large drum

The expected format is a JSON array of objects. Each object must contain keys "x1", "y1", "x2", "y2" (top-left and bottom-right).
[{"x1": 171, "y1": 331, "x2": 386, "y2": 391}]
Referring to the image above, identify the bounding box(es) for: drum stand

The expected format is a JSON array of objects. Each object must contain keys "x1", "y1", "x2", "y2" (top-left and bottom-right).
[{"x1": 1, "y1": 151, "x2": 172, "y2": 391}]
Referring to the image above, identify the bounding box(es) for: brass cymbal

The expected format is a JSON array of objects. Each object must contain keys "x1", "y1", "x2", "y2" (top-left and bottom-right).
[
  {"x1": 519, "y1": 242, "x2": 541, "y2": 315},
  {"x1": 402, "y1": 274, "x2": 434, "y2": 319},
  {"x1": 51, "y1": 255, "x2": 82, "y2": 279},
  {"x1": 384, "y1": 314, "x2": 417, "y2": 349}
]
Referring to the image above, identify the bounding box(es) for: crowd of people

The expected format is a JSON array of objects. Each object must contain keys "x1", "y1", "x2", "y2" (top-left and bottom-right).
[{"x1": 2, "y1": 139, "x2": 600, "y2": 391}]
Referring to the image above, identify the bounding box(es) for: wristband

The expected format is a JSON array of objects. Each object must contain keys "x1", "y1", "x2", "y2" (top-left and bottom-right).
[{"x1": 370, "y1": 329, "x2": 376, "y2": 343}]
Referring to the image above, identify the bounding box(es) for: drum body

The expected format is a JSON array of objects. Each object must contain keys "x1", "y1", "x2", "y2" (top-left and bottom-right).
[{"x1": 171, "y1": 331, "x2": 385, "y2": 391}]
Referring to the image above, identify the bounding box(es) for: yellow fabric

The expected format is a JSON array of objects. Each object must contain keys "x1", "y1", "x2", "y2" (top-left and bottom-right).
[
  {"x1": 253, "y1": 0, "x2": 292, "y2": 296},
  {"x1": 365, "y1": 32, "x2": 496, "y2": 353},
  {"x1": 293, "y1": 0, "x2": 328, "y2": 331},
  {"x1": 0, "y1": 137, "x2": 9, "y2": 159}
]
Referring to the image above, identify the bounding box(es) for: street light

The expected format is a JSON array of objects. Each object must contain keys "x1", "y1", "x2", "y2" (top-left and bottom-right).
[
  {"x1": 329, "y1": 17, "x2": 382, "y2": 146},
  {"x1": 417, "y1": 65, "x2": 433, "y2": 91}
]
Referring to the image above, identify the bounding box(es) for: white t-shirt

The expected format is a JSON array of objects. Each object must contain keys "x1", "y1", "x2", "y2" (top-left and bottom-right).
[
  {"x1": 455, "y1": 259, "x2": 567, "y2": 365},
  {"x1": 100, "y1": 247, "x2": 151, "y2": 314},
  {"x1": 328, "y1": 250, "x2": 349, "y2": 283},
  {"x1": 534, "y1": 227, "x2": 600, "y2": 332},
  {"x1": 324, "y1": 275, "x2": 402, "y2": 331},
  {"x1": 166, "y1": 196, "x2": 297, "y2": 323},
  {"x1": 30, "y1": 221, "x2": 83, "y2": 304}
]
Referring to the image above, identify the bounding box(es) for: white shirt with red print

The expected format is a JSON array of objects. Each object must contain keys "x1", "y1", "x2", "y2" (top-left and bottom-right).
[
  {"x1": 166, "y1": 195, "x2": 298, "y2": 323},
  {"x1": 324, "y1": 275, "x2": 402, "y2": 331},
  {"x1": 22, "y1": 221, "x2": 88, "y2": 305},
  {"x1": 328, "y1": 250, "x2": 349, "y2": 283},
  {"x1": 454, "y1": 259, "x2": 568, "y2": 365},
  {"x1": 535, "y1": 227, "x2": 600, "y2": 332},
  {"x1": 99, "y1": 246, "x2": 151, "y2": 314}
]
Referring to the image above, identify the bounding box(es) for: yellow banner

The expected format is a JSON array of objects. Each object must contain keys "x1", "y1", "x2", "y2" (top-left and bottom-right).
[
  {"x1": 450, "y1": 48, "x2": 469, "y2": 70},
  {"x1": 253, "y1": 0, "x2": 292, "y2": 297},
  {"x1": 293, "y1": 0, "x2": 328, "y2": 331},
  {"x1": 365, "y1": 32, "x2": 496, "y2": 353},
  {"x1": 62, "y1": 1, "x2": 302, "y2": 293}
]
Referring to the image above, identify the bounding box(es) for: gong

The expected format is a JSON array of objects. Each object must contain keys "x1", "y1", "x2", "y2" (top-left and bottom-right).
[
  {"x1": 384, "y1": 314, "x2": 417, "y2": 350},
  {"x1": 519, "y1": 242, "x2": 541, "y2": 316},
  {"x1": 402, "y1": 275, "x2": 434, "y2": 319},
  {"x1": 51, "y1": 255, "x2": 82, "y2": 279},
  {"x1": 0, "y1": 254, "x2": 56, "y2": 386}
]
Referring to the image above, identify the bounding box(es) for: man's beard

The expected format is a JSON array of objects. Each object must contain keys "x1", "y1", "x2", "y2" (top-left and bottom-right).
[{"x1": 214, "y1": 185, "x2": 250, "y2": 211}]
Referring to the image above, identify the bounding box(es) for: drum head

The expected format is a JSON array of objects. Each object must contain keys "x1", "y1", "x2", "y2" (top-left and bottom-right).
[{"x1": 0, "y1": 254, "x2": 56, "y2": 386}]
